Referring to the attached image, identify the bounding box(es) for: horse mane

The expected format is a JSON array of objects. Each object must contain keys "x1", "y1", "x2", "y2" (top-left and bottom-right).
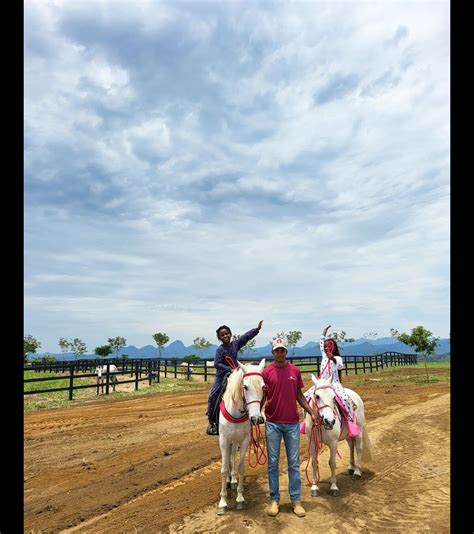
[
  {"x1": 222, "y1": 368, "x2": 244, "y2": 405},
  {"x1": 222, "y1": 364, "x2": 262, "y2": 405}
]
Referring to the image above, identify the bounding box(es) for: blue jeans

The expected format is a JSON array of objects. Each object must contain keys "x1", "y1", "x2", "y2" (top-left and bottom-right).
[{"x1": 265, "y1": 421, "x2": 301, "y2": 502}]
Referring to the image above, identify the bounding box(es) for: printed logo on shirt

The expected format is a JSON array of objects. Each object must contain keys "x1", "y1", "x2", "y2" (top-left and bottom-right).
[{"x1": 288, "y1": 376, "x2": 297, "y2": 381}]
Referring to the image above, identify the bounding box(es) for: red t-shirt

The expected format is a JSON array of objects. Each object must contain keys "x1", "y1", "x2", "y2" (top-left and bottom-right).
[{"x1": 262, "y1": 362, "x2": 304, "y2": 424}]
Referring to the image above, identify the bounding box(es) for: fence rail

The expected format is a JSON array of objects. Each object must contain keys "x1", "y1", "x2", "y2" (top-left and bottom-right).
[{"x1": 24, "y1": 352, "x2": 417, "y2": 400}]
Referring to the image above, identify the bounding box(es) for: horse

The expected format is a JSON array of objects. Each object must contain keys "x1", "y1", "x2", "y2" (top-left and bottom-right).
[
  {"x1": 96, "y1": 364, "x2": 119, "y2": 394},
  {"x1": 217, "y1": 358, "x2": 266, "y2": 515},
  {"x1": 305, "y1": 374, "x2": 372, "y2": 497}
]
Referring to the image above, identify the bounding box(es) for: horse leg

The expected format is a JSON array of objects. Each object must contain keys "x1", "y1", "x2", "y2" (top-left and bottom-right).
[
  {"x1": 218, "y1": 436, "x2": 231, "y2": 514},
  {"x1": 235, "y1": 435, "x2": 249, "y2": 509},
  {"x1": 346, "y1": 436, "x2": 356, "y2": 475},
  {"x1": 230, "y1": 443, "x2": 238, "y2": 490},
  {"x1": 308, "y1": 427, "x2": 320, "y2": 496},
  {"x1": 328, "y1": 439, "x2": 340, "y2": 496},
  {"x1": 352, "y1": 431, "x2": 363, "y2": 479}
]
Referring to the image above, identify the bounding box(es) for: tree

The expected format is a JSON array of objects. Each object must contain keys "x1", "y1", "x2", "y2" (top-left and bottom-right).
[
  {"x1": 396, "y1": 326, "x2": 440, "y2": 382},
  {"x1": 287, "y1": 330, "x2": 302, "y2": 356},
  {"x1": 108, "y1": 336, "x2": 127, "y2": 359},
  {"x1": 328, "y1": 330, "x2": 355, "y2": 352},
  {"x1": 364, "y1": 332, "x2": 378, "y2": 340},
  {"x1": 95, "y1": 345, "x2": 112, "y2": 359},
  {"x1": 193, "y1": 337, "x2": 212, "y2": 358},
  {"x1": 59, "y1": 337, "x2": 87, "y2": 360},
  {"x1": 152, "y1": 332, "x2": 170, "y2": 358},
  {"x1": 58, "y1": 337, "x2": 70, "y2": 355},
  {"x1": 24, "y1": 335, "x2": 41, "y2": 362},
  {"x1": 69, "y1": 338, "x2": 87, "y2": 360}
]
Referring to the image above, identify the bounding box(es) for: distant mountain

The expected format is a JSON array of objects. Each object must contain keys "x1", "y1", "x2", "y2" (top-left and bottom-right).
[{"x1": 30, "y1": 337, "x2": 450, "y2": 361}]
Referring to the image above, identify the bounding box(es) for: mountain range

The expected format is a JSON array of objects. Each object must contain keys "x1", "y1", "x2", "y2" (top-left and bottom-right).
[{"x1": 32, "y1": 337, "x2": 451, "y2": 361}]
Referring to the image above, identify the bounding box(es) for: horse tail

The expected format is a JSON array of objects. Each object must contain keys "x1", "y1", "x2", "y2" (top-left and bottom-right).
[{"x1": 361, "y1": 424, "x2": 372, "y2": 464}]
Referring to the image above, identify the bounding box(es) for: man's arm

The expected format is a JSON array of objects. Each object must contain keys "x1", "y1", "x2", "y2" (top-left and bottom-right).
[{"x1": 297, "y1": 390, "x2": 317, "y2": 424}]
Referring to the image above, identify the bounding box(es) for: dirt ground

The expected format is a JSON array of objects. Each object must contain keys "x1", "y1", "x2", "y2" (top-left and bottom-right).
[{"x1": 24, "y1": 368, "x2": 450, "y2": 533}]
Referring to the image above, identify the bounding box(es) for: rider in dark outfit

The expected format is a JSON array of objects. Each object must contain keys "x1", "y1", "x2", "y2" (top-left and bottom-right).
[{"x1": 206, "y1": 320, "x2": 263, "y2": 435}]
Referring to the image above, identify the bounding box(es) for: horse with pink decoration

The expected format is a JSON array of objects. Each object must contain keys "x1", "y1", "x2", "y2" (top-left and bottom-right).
[{"x1": 304, "y1": 374, "x2": 372, "y2": 497}]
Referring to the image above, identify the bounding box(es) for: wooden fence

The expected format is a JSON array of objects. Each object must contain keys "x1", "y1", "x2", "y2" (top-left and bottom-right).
[{"x1": 24, "y1": 352, "x2": 417, "y2": 400}]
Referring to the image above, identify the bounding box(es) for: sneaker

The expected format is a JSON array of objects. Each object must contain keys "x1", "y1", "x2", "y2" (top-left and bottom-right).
[
  {"x1": 206, "y1": 423, "x2": 219, "y2": 435},
  {"x1": 267, "y1": 501, "x2": 279, "y2": 517},
  {"x1": 292, "y1": 501, "x2": 306, "y2": 517}
]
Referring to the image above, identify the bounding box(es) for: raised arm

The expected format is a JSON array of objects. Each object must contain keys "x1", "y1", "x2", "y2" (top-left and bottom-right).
[
  {"x1": 319, "y1": 324, "x2": 331, "y2": 358},
  {"x1": 236, "y1": 320, "x2": 263, "y2": 350}
]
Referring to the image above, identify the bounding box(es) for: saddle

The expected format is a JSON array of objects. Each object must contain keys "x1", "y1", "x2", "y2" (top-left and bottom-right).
[{"x1": 334, "y1": 395, "x2": 360, "y2": 437}]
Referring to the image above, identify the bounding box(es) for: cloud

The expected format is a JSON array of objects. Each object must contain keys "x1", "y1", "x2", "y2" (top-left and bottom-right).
[{"x1": 24, "y1": 0, "x2": 449, "y2": 351}]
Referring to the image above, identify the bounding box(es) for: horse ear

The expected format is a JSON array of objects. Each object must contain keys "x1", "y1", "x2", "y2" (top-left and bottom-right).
[
  {"x1": 311, "y1": 373, "x2": 318, "y2": 386},
  {"x1": 258, "y1": 358, "x2": 265, "y2": 372},
  {"x1": 238, "y1": 361, "x2": 247, "y2": 373}
]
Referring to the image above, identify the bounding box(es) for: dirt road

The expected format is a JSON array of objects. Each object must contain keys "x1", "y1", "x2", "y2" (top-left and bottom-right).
[{"x1": 24, "y1": 368, "x2": 450, "y2": 533}]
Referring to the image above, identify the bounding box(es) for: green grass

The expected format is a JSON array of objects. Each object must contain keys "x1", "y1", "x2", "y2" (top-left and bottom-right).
[{"x1": 24, "y1": 372, "x2": 207, "y2": 412}]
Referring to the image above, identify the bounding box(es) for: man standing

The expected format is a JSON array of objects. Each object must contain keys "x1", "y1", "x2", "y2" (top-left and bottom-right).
[{"x1": 262, "y1": 337, "x2": 317, "y2": 517}]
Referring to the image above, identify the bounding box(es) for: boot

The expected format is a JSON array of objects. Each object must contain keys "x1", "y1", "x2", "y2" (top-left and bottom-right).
[
  {"x1": 292, "y1": 501, "x2": 306, "y2": 517},
  {"x1": 206, "y1": 421, "x2": 219, "y2": 435},
  {"x1": 267, "y1": 501, "x2": 279, "y2": 516}
]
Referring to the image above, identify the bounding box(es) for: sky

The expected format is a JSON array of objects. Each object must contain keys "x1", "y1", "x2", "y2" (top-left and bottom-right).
[{"x1": 24, "y1": 0, "x2": 450, "y2": 353}]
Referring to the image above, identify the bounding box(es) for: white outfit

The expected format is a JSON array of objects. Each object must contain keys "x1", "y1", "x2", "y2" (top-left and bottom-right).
[{"x1": 303, "y1": 335, "x2": 354, "y2": 421}]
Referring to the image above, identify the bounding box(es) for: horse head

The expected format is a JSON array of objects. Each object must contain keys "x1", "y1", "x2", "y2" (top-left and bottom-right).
[
  {"x1": 238, "y1": 359, "x2": 266, "y2": 426},
  {"x1": 311, "y1": 374, "x2": 337, "y2": 430}
]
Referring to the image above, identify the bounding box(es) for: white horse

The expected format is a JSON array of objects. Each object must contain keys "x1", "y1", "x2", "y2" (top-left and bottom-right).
[
  {"x1": 217, "y1": 359, "x2": 266, "y2": 515},
  {"x1": 96, "y1": 364, "x2": 119, "y2": 394},
  {"x1": 305, "y1": 374, "x2": 372, "y2": 497}
]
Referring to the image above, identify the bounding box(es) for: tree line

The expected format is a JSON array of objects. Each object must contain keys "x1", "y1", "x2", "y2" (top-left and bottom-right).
[{"x1": 24, "y1": 326, "x2": 442, "y2": 378}]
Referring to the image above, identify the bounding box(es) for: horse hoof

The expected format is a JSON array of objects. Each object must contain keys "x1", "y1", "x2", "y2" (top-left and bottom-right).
[
  {"x1": 217, "y1": 506, "x2": 227, "y2": 515},
  {"x1": 231, "y1": 482, "x2": 237, "y2": 490},
  {"x1": 347, "y1": 469, "x2": 355, "y2": 475},
  {"x1": 226, "y1": 481, "x2": 231, "y2": 489},
  {"x1": 352, "y1": 474, "x2": 362, "y2": 481},
  {"x1": 311, "y1": 489, "x2": 320, "y2": 497},
  {"x1": 329, "y1": 489, "x2": 340, "y2": 497},
  {"x1": 236, "y1": 502, "x2": 244, "y2": 510}
]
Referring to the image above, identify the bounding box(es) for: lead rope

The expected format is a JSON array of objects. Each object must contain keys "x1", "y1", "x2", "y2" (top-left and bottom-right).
[
  {"x1": 305, "y1": 398, "x2": 323, "y2": 485},
  {"x1": 248, "y1": 423, "x2": 267, "y2": 467}
]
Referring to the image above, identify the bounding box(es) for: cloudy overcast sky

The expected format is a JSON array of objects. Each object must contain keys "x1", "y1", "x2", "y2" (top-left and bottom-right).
[{"x1": 25, "y1": 0, "x2": 449, "y2": 353}]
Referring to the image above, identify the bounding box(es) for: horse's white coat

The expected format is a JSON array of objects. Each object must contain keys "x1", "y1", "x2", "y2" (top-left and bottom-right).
[
  {"x1": 96, "y1": 364, "x2": 119, "y2": 393},
  {"x1": 305, "y1": 374, "x2": 372, "y2": 496},
  {"x1": 217, "y1": 359, "x2": 265, "y2": 514}
]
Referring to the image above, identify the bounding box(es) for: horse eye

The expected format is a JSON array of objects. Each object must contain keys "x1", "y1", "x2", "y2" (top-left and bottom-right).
[
  {"x1": 315, "y1": 394, "x2": 320, "y2": 400},
  {"x1": 244, "y1": 385, "x2": 248, "y2": 390}
]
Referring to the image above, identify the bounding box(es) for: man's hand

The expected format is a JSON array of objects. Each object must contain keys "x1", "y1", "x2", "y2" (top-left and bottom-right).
[{"x1": 310, "y1": 411, "x2": 318, "y2": 425}]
